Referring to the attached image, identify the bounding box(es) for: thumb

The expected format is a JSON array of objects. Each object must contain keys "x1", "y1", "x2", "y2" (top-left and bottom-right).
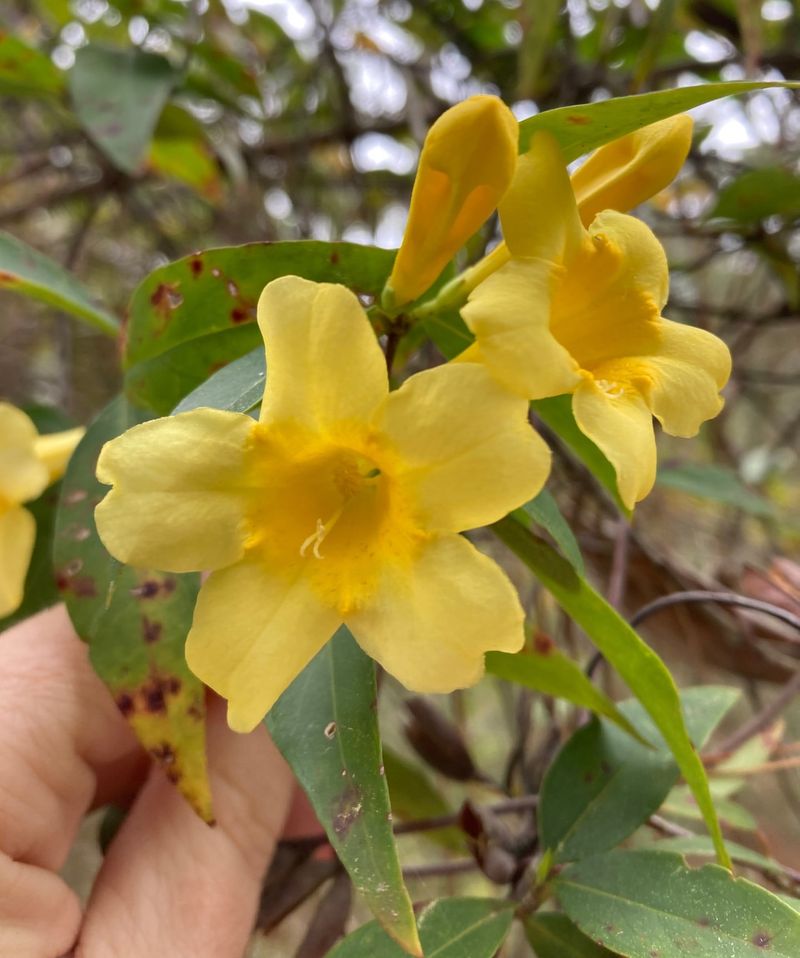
[{"x1": 75, "y1": 696, "x2": 293, "y2": 957}]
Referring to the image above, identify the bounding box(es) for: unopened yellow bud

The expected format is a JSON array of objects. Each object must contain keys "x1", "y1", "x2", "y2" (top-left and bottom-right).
[
  {"x1": 386, "y1": 95, "x2": 518, "y2": 308},
  {"x1": 571, "y1": 114, "x2": 693, "y2": 226}
]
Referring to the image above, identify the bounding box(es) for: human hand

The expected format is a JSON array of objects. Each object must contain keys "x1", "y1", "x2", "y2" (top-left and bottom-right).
[{"x1": 0, "y1": 604, "x2": 296, "y2": 958}]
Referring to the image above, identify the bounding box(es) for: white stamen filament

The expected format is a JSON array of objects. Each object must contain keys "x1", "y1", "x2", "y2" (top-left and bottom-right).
[{"x1": 299, "y1": 505, "x2": 345, "y2": 560}]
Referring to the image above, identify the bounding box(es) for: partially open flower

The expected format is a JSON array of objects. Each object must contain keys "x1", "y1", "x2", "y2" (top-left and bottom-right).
[
  {"x1": 461, "y1": 129, "x2": 730, "y2": 509},
  {"x1": 0, "y1": 404, "x2": 84, "y2": 616},
  {"x1": 384, "y1": 95, "x2": 518, "y2": 309},
  {"x1": 95, "y1": 276, "x2": 550, "y2": 732}
]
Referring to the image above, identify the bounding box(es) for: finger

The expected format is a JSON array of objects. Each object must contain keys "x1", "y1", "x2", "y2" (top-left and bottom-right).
[
  {"x1": 76, "y1": 695, "x2": 294, "y2": 957},
  {"x1": 0, "y1": 605, "x2": 144, "y2": 957}
]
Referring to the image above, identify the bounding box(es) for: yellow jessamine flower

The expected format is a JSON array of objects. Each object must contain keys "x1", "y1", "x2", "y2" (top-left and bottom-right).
[
  {"x1": 461, "y1": 128, "x2": 731, "y2": 510},
  {"x1": 95, "y1": 276, "x2": 550, "y2": 732},
  {"x1": 0, "y1": 403, "x2": 84, "y2": 617},
  {"x1": 384, "y1": 94, "x2": 518, "y2": 309}
]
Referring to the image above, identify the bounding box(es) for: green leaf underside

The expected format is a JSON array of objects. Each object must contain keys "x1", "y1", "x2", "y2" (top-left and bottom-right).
[
  {"x1": 326, "y1": 898, "x2": 514, "y2": 958},
  {"x1": 657, "y1": 463, "x2": 774, "y2": 518},
  {"x1": 519, "y1": 81, "x2": 800, "y2": 162},
  {"x1": 492, "y1": 517, "x2": 731, "y2": 868},
  {"x1": 524, "y1": 912, "x2": 618, "y2": 957},
  {"x1": 0, "y1": 32, "x2": 63, "y2": 96},
  {"x1": 53, "y1": 396, "x2": 211, "y2": 820},
  {"x1": 123, "y1": 241, "x2": 394, "y2": 414},
  {"x1": 539, "y1": 686, "x2": 739, "y2": 863},
  {"x1": 173, "y1": 346, "x2": 265, "y2": 415},
  {"x1": 533, "y1": 397, "x2": 628, "y2": 516},
  {"x1": 381, "y1": 748, "x2": 463, "y2": 852},
  {"x1": 521, "y1": 488, "x2": 585, "y2": 574},
  {"x1": 69, "y1": 45, "x2": 178, "y2": 174},
  {"x1": 485, "y1": 649, "x2": 644, "y2": 742},
  {"x1": 267, "y1": 628, "x2": 421, "y2": 957},
  {"x1": 554, "y1": 849, "x2": 800, "y2": 957},
  {"x1": 0, "y1": 231, "x2": 119, "y2": 335}
]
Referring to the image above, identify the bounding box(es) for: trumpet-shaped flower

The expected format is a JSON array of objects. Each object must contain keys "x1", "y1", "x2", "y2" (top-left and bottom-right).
[
  {"x1": 0, "y1": 403, "x2": 84, "y2": 616},
  {"x1": 385, "y1": 95, "x2": 518, "y2": 308},
  {"x1": 461, "y1": 131, "x2": 731, "y2": 509},
  {"x1": 95, "y1": 277, "x2": 550, "y2": 732}
]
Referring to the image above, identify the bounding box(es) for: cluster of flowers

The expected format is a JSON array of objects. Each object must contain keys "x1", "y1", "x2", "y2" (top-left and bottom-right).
[{"x1": 4, "y1": 97, "x2": 731, "y2": 733}]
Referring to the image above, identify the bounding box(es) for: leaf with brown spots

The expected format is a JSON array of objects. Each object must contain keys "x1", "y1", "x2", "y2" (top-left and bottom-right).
[
  {"x1": 0, "y1": 32, "x2": 63, "y2": 96},
  {"x1": 268, "y1": 628, "x2": 420, "y2": 957},
  {"x1": 554, "y1": 849, "x2": 800, "y2": 958},
  {"x1": 124, "y1": 241, "x2": 394, "y2": 414},
  {"x1": 53, "y1": 395, "x2": 211, "y2": 821}
]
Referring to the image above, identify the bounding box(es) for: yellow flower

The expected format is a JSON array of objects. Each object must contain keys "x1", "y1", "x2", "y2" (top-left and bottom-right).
[
  {"x1": 461, "y1": 128, "x2": 731, "y2": 510},
  {"x1": 0, "y1": 403, "x2": 84, "y2": 617},
  {"x1": 384, "y1": 94, "x2": 518, "y2": 309},
  {"x1": 95, "y1": 276, "x2": 550, "y2": 732}
]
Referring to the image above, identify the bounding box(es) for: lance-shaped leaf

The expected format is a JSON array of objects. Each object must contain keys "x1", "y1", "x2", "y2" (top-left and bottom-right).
[
  {"x1": 70, "y1": 45, "x2": 178, "y2": 175},
  {"x1": 520, "y1": 489, "x2": 584, "y2": 574},
  {"x1": 486, "y1": 643, "x2": 643, "y2": 741},
  {"x1": 539, "y1": 686, "x2": 739, "y2": 863},
  {"x1": 327, "y1": 898, "x2": 515, "y2": 958},
  {"x1": 492, "y1": 517, "x2": 731, "y2": 867},
  {"x1": 53, "y1": 396, "x2": 211, "y2": 820},
  {"x1": 124, "y1": 241, "x2": 394, "y2": 414},
  {"x1": 519, "y1": 80, "x2": 800, "y2": 161},
  {"x1": 173, "y1": 347, "x2": 265, "y2": 416},
  {"x1": 554, "y1": 849, "x2": 800, "y2": 958},
  {"x1": 0, "y1": 231, "x2": 119, "y2": 336},
  {"x1": 267, "y1": 628, "x2": 421, "y2": 957}
]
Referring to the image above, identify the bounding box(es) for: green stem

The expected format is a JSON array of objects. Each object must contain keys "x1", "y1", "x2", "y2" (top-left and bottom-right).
[{"x1": 410, "y1": 242, "x2": 510, "y2": 322}]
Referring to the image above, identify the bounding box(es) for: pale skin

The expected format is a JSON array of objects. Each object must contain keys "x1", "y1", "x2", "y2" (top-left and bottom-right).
[{"x1": 0, "y1": 604, "x2": 307, "y2": 958}]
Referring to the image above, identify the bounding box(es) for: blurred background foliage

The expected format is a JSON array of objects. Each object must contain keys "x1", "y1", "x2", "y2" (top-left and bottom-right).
[{"x1": 2, "y1": 0, "x2": 800, "y2": 952}]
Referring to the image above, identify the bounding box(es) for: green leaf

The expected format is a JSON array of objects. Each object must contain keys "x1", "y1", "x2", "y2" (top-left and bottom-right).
[
  {"x1": 267, "y1": 628, "x2": 421, "y2": 957},
  {"x1": 652, "y1": 836, "x2": 796, "y2": 884},
  {"x1": 712, "y1": 168, "x2": 800, "y2": 223},
  {"x1": 533, "y1": 396, "x2": 628, "y2": 516},
  {"x1": 524, "y1": 913, "x2": 618, "y2": 957},
  {"x1": 485, "y1": 646, "x2": 644, "y2": 742},
  {"x1": 381, "y1": 748, "x2": 462, "y2": 851},
  {"x1": 69, "y1": 45, "x2": 178, "y2": 175},
  {"x1": 520, "y1": 488, "x2": 585, "y2": 574},
  {"x1": 172, "y1": 347, "x2": 265, "y2": 415},
  {"x1": 326, "y1": 898, "x2": 514, "y2": 958},
  {"x1": 662, "y1": 785, "x2": 758, "y2": 832},
  {"x1": 538, "y1": 686, "x2": 739, "y2": 863},
  {"x1": 0, "y1": 231, "x2": 119, "y2": 335},
  {"x1": 124, "y1": 242, "x2": 394, "y2": 414},
  {"x1": 148, "y1": 134, "x2": 222, "y2": 202},
  {"x1": 657, "y1": 463, "x2": 774, "y2": 518},
  {"x1": 492, "y1": 516, "x2": 731, "y2": 867},
  {"x1": 519, "y1": 81, "x2": 800, "y2": 161},
  {"x1": 0, "y1": 32, "x2": 63, "y2": 96},
  {"x1": 53, "y1": 396, "x2": 211, "y2": 820},
  {"x1": 554, "y1": 849, "x2": 800, "y2": 957}
]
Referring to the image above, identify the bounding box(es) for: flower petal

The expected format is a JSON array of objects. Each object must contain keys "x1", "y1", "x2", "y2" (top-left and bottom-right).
[
  {"x1": 95, "y1": 408, "x2": 254, "y2": 572},
  {"x1": 346, "y1": 534, "x2": 525, "y2": 693},
  {"x1": 572, "y1": 377, "x2": 657, "y2": 508},
  {"x1": 551, "y1": 210, "x2": 668, "y2": 372},
  {"x1": 0, "y1": 403, "x2": 49, "y2": 505},
  {"x1": 462, "y1": 257, "x2": 581, "y2": 399},
  {"x1": 0, "y1": 506, "x2": 35, "y2": 618},
  {"x1": 186, "y1": 560, "x2": 340, "y2": 732},
  {"x1": 258, "y1": 277, "x2": 388, "y2": 433},
  {"x1": 378, "y1": 362, "x2": 551, "y2": 531},
  {"x1": 387, "y1": 95, "x2": 518, "y2": 306},
  {"x1": 635, "y1": 319, "x2": 731, "y2": 437},
  {"x1": 33, "y1": 427, "x2": 85, "y2": 484},
  {"x1": 498, "y1": 130, "x2": 584, "y2": 262},
  {"x1": 572, "y1": 115, "x2": 693, "y2": 226}
]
